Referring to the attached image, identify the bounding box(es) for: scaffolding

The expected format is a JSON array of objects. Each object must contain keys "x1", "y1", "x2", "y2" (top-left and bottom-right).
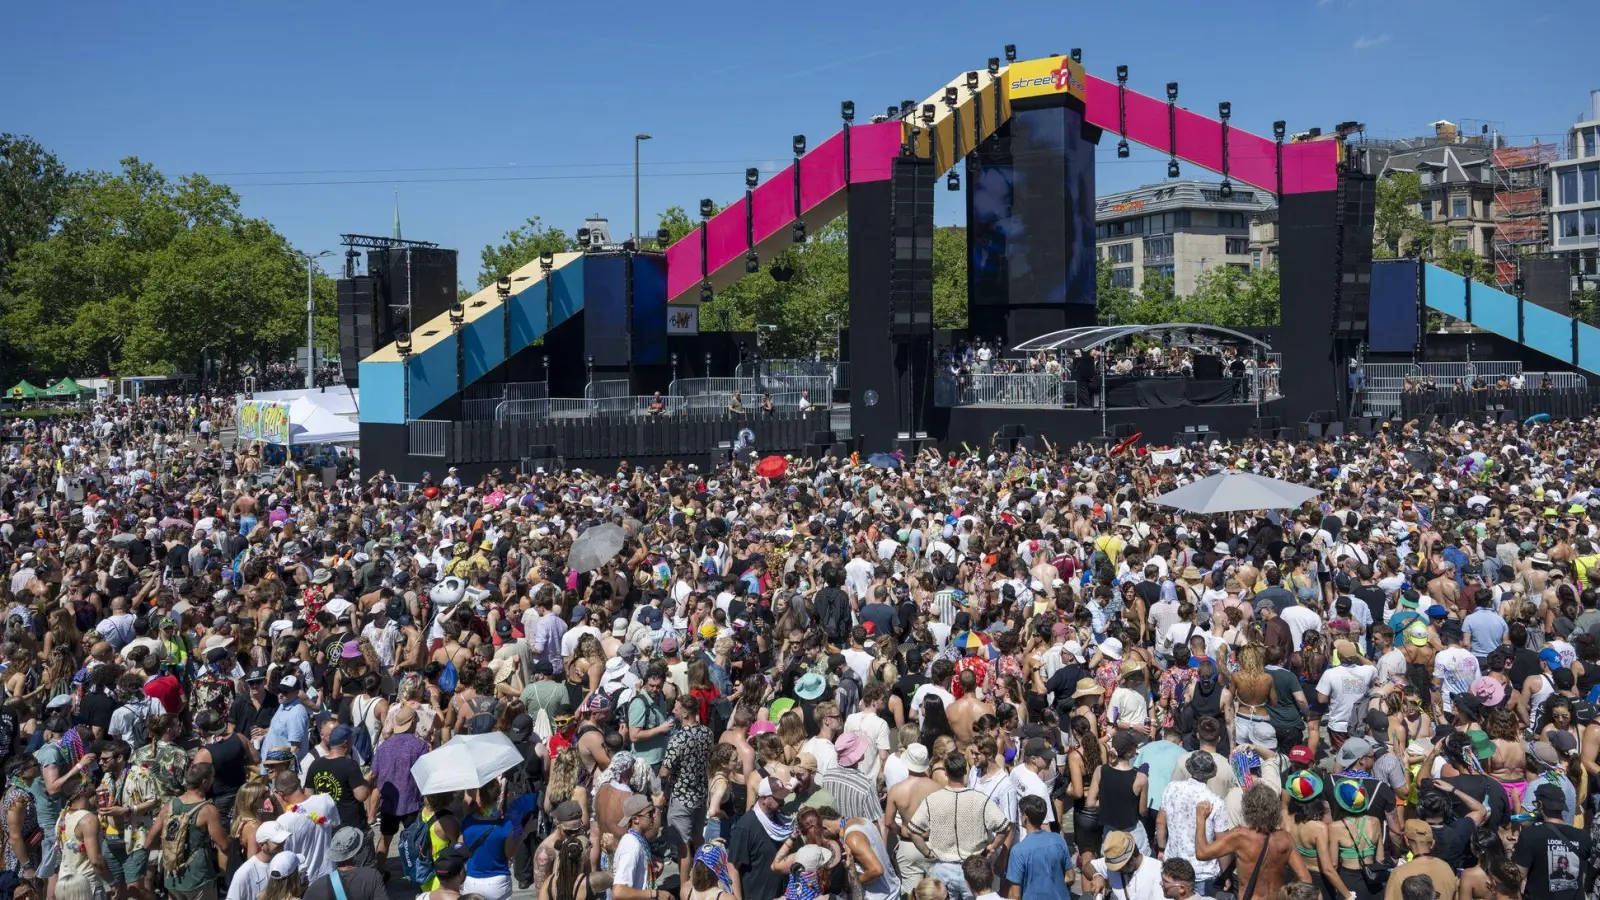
[{"x1": 1491, "y1": 141, "x2": 1557, "y2": 286}]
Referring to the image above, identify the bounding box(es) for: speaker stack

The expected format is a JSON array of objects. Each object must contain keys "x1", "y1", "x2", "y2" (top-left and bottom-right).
[
  {"x1": 336, "y1": 276, "x2": 378, "y2": 387},
  {"x1": 888, "y1": 160, "x2": 935, "y2": 337},
  {"x1": 805, "y1": 431, "x2": 838, "y2": 460},
  {"x1": 1335, "y1": 171, "x2": 1377, "y2": 337}
]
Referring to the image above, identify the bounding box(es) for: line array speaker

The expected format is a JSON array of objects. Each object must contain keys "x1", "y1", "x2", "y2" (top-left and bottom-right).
[
  {"x1": 889, "y1": 160, "x2": 935, "y2": 336},
  {"x1": 336, "y1": 276, "x2": 378, "y2": 386},
  {"x1": 1522, "y1": 258, "x2": 1572, "y2": 316},
  {"x1": 1334, "y1": 171, "x2": 1376, "y2": 337}
]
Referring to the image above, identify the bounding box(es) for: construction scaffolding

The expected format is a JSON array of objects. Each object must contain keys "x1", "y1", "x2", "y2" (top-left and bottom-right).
[{"x1": 1491, "y1": 141, "x2": 1557, "y2": 286}]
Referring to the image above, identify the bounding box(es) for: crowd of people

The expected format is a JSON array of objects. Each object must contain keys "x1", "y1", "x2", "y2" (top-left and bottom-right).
[{"x1": 4, "y1": 398, "x2": 1600, "y2": 900}]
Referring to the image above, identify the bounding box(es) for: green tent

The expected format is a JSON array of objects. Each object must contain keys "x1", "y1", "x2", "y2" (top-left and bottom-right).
[
  {"x1": 5, "y1": 381, "x2": 42, "y2": 400},
  {"x1": 44, "y1": 377, "x2": 88, "y2": 397}
]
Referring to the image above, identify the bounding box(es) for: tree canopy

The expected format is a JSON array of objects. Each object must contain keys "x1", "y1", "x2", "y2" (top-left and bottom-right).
[{"x1": 477, "y1": 216, "x2": 578, "y2": 288}]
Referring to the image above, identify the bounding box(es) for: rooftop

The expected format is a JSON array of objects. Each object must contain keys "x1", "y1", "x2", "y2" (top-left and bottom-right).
[{"x1": 1094, "y1": 180, "x2": 1277, "y2": 221}]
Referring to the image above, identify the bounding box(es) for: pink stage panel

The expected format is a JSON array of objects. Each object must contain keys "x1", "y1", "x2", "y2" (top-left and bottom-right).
[
  {"x1": 847, "y1": 121, "x2": 905, "y2": 184},
  {"x1": 800, "y1": 132, "x2": 846, "y2": 211},
  {"x1": 1082, "y1": 74, "x2": 1336, "y2": 195},
  {"x1": 705, "y1": 196, "x2": 750, "y2": 278},
  {"x1": 751, "y1": 166, "x2": 796, "y2": 245},
  {"x1": 666, "y1": 228, "x2": 704, "y2": 301}
]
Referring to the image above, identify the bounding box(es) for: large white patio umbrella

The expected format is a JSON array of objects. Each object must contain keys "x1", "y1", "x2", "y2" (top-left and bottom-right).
[{"x1": 1150, "y1": 471, "x2": 1321, "y2": 514}]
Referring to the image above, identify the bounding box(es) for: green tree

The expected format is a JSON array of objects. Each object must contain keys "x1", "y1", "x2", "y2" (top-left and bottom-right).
[
  {"x1": 1181, "y1": 264, "x2": 1281, "y2": 327},
  {"x1": 477, "y1": 216, "x2": 577, "y2": 288},
  {"x1": 1433, "y1": 245, "x2": 1497, "y2": 286},
  {"x1": 655, "y1": 205, "x2": 704, "y2": 245},
  {"x1": 0, "y1": 134, "x2": 71, "y2": 286},
  {"x1": 1, "y1": 157, "x2": 328, "y2": 380},
  {"x1": 1374, "y1": 172, "x2": 1437, "y2": 256},
  {"x1": 931, "y1": 225, "x2": 968, "y2": 331}
]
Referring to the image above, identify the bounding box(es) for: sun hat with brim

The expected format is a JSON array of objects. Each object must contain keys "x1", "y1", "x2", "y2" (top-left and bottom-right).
[
  {"x1": 748, "y1": 720, "x2": 777, "y2": 737},
  {"x1": 1286, "y1": 771, "x2": 1324, "y2": 802},
  {"x1": 1072, "y1": 677, "x2": 1103, "y2": 700},
  {"x1": 793, "y1": 845, "x2": 835, "y2": 872},
  {"x1": 794, "y1": 673, "x2": 826, "y2": 700},
  {"x1": 1331, "y1": 778, "x2": 1372, "y2": 814},
  {"x1": 328, "y1": 826, "x2": 365, "y2": 864},
  {"x1": 902, "y1": 743, "x2": 931, "y2": 773},
  {"x1": 1101, "y1": 830, "x2": 1136, "y2": 870},
  {"x1": 1099, "y1": 637, "x2": 1123, "y2": 660},
  {"x1": 1468, "y1": 729, "x2": 1496, "y2": 759}
]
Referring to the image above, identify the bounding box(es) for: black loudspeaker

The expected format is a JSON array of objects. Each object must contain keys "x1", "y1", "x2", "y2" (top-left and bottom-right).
[
  {"x1": 711, "y1": 447, "x2": 732, "y2": 467},
  {"x1": 1191, "y1": 355, "x2": 1223, "y2": 380},
  {"x1": 1111, "y1": 423, "x2": 1138, "y2": 439},
  {"x1": 810, "y1": 431, "x2": 836, "y2": 445},
  {"x1": 368, "y1": 247, "x2": 459, "y2": 338},
  {"x1": 1013, "y1": 435, "x2": 1037, "y2": 452},
  {"x1": 888, "y1": 160, "x2": 935, "y2": 336},
  {"x1": 1335, "y1": 171, "x2": 1376, "y2": 337},
  {"x1": 1000, "y1": 424, "x2": 1025, "y2": 439},
  {"x1": 828, "y1": 441, "x2": 850, "y2": 458},
  {"x1": 1523, "y1": 258, "x2": 1572, "y2": 316},
  {"x1": 336, "y1": 276, "x2": 379, "y2": 386},
  {"x1": 1347, "y1": 416, "x2": 1383, "y2": 434}
]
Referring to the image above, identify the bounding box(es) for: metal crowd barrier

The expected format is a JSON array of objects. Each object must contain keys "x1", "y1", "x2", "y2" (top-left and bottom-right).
[
  {"x1": 583, "y1": 379, "x2": 631, "y2": 400},
  {"x1": 406, "y1": 420, "x2": 450, "y2": 456},
  {"x1": 669, "y1": 377, "x2": 756, "y2": 397},
  {"x1": 1519, "y1": 372, "x2": 1589, "y2": 392},
  {"x1": 934, "y1": 373, "x2": 1066, "y2": 407}
]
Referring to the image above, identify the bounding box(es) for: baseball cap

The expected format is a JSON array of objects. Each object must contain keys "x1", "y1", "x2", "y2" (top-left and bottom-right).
[
  {"x1": 1535, "y1": 781, "x2": 1568, "y2": 812},
  {"x1": 255, "y1": 820, "x2": 291, "y2": 846},
  {"x1": 1402, "y1": 819, "x2": 1435, "y2": 845},
  {"x1": 616, "y1": 794, "x2": 654, "y2": 830},
  {"x1": 1335, "y1": 737, "x2": 1373, "y2": 768},
  {"x1": 276, "y1": 675, "x2": 300, "y2": 693},
  {"x1": 268, "y1": 851, "x2": 300, "y2": 879},
  {"x1": 328, "y1": 725, "x2": 354, "y2": 745},
  {"x1": 1288, "y1": 745, "x2": 1315, "y2": 766}
]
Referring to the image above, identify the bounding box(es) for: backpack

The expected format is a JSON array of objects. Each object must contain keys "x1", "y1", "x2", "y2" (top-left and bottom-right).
[
  {"x1": 399, "y1": 813, "x2": 445, "y2": 885},
  {"x1": 603, "y1": 683, "x2": 634, "y2": 731},
  {"x1": 437, "y1": 661, "x2": 458, "y2": 694},
  {"x1": 116, "y1": 700, "x2": 149, "y2": 748},
  {"x1": 1092, "y1": 537, "x2": 1113, "y2": 573},
  {"x1": 463, "y1": 696, "x2": 499, "y2": 735},
  {"x1": 159, "y1": 798, "x2": 211, "y2": 879},
  {"x1": 192, "y1": 667, "x2": 234, "y2": 721},
  {"x1": 349, "y1": 696, "x2": 377, "y2": 767}
]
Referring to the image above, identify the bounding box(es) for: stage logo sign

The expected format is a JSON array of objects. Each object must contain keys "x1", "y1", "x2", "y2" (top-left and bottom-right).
[
  {"x1": 1007, "y1": 56, "x2": 1087, "y2": 102},
  {"x1": 667, "y1": 306, "x2": 699, "y2": 335}
]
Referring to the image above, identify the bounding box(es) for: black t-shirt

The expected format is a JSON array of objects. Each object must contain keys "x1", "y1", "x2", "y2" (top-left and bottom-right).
[
  {"x1": 1511, "y1": 648, "x2": 1543, "y2": 694},
  {"x1": 78, "y1": 692, "x2": 117, "y2": 734},
  {"x1": 1427, "y1": 816, "x2": 1476, "y2": 870},
  {"x1": 1134, "y1": 580, "x2": 1161, "y2": 608},
  {"x1": 233, "y1": 692, "x2": 278, "y2": 736},
  {"x1": 1045, "y1": 663, "x2": 1085, "y2": 718},
  {"x1": 1436, "y1": 774, "x2": 1508, "y2": 830},
  {"x1": 1352, "y1": 585, "x2": 1387, "y2": 633},
  {"x1": 305, "y1": 755, "x2": 367, "y2": 828},
  {"x1": 165, "y1": 543, "x2": 190, "y2": 574},
  {"x1": 304, "y1": 867, "x2": 387, "y2": 900},
  {"x1": 728, "y1": 810, "x2": 784, "y2": 900},
  {"x1": 1513, "y1": 820, "x2": 1591, "y2": 900}
]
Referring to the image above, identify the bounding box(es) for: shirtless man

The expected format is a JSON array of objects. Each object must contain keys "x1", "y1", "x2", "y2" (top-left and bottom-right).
[
  {"x1": 946, "y1": 670, "x2": 993, "y2": 749},
  {"x1": 1194, "y1": 787, "x2": 1309, "y2": 900},
  {"x1": 880, "y1": 743, "x2": 940, "y2": 888},
  {"x1": 1426, "y1": 561, "x2": 1459, "y2": 613},
  {"x1": 572, "y1": 694, "x2": 613, "y2": 783},
  {"x1": 718, "y1": 706, "x2": 758, "y2": 810}
]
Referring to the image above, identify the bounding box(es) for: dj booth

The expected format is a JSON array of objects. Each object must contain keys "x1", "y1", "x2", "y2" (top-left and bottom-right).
[{"x1": 1075, "y1": 376, "x2": 1244, "y2": 408}]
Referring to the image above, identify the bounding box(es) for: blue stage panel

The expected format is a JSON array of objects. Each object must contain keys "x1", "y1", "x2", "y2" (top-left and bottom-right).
[
  {"x1": 407, "y1": 337, "x2": 459, "y2": 419},
  {"x1": 358, "y1": 361, "x2": 407, "y2": 424},
  {"x1": 1367, "y1": 261, "x2": 1418, "y2": 352},
  {"x1": 1471, "y1": 283, "x2": 1519, "y2": 342},
  {"x1": 1581, "y1": 322, "x2": 1600, "y2": 372},
  {"x1": 462, "y1": 314, "x2": 505, "y2": 384},
  {"x1": 553, "y1": 263, "x2": 583, "y2": 326},
  {"x1": 1524, "y1": 302, "x2": 1573, "y2": 362},
  {"x1": 632, "y1": 255, "x2": 668, "y2": 366},
  {"x1": 1424, "y1": 265, "x2": 1467, "y2": 320},
  {"x1": 510, "y1": 282, "x2": 549, "y2": 350}
]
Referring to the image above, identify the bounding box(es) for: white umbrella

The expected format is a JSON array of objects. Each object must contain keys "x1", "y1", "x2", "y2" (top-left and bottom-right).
[
  {"x1": 1151, "y1": 471, "x2": 1321, "y2": 514},
  {"x1": 409, "y1": 732, "x2": 524, "y2": 794}
]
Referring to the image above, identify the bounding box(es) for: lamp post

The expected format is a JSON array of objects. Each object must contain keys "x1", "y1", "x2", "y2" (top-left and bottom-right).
[
  {"x1": 634, "y1": 134, "x2": 653, "y2": 244},
  {"x1": 294, "y1": 250, "x2": 334, "y2": 388}
]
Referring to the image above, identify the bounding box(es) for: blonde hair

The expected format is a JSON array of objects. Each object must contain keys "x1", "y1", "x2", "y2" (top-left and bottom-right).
[{"x1": 913, "y1": 877, "x2": 948, "y2": 900}]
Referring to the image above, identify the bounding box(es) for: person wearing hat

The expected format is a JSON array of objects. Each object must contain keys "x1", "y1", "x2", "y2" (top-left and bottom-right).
[
  {"x1": 263, "y1": 674, "x2": 310, "y2": 759},
  {"x1": 190, "y1": 708, "x2": 255, "y2": 823},
  {"x1": 818, "y1": 732, "x2": 882, "y2": 821},
  {"x1": 1411, "y1": 778, "x2": 1489, "y2": 870},
  {"x1": 1082, "y1": 828, "x2": 1163, "y2": 900},
  {"x1": 229, "y1": 820, "x2": 291, "y2": 900},
  {"x1": 1154, "y1": 750, "x2": 1228, "y2": 896},
  {"x1": 728, "y1": 777, "x2": 794, "y2": 900},
  {"x1": 1510, "y1": 781, "x2": 1590, "y2": 900},
  {"x1": 1316, "y1": 642, "x2": 1379, "y2": 749},
  {"x1": 1385, "y1": 819, "x2": 1457, "y2": 900},
  {"x1": 302, "y1": 825, "x2": 385, "y2": 900},
  {"x1": 1012, "y1": 738, "x2": 1058, "y2": 828}
]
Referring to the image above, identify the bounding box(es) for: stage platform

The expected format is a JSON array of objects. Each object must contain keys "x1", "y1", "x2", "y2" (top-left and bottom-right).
[{"x1": 930, "y1": 398, "x2": 1284, "y2": 448}]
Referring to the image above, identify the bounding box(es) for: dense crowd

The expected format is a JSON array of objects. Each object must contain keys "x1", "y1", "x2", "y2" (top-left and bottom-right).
[{"x1": 4, "y1": 401, "x2": 1600, "y2": 900}]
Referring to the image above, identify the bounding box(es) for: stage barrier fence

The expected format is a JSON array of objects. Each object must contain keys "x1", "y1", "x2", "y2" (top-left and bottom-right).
[{"x1": 407, "y1": 420, "x2": 450, "y2": 457}]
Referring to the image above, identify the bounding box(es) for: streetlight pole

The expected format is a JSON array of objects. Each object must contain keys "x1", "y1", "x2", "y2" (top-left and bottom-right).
[
  {"x1": 634, "y1": 134, "x2": 652, "y2": 244},
  {"x1": 295, "y1": 250, "x2": 334, "y2": 389}
]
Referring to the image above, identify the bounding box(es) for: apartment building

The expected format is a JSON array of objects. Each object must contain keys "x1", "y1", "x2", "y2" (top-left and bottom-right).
[{"x1": 1094, "y1": 180, "x2": 1276, "y2": 295}]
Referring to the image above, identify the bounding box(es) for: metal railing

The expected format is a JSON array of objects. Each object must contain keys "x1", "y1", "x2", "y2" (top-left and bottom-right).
[
  {"x1": 463, "y1": 380, "x2": 546, "y2": 400},
  {"x1": 495, "y1": 392, "x2": 819, "y2": 422},
  {"x1": 669, "y1": 377, "x2": 756, "y2": 397},
  {"x1": 462, "y1": 398, "x2": 502, "y2": 421},
  {"x1": 1520, "y1": 372, "x2": 1590, "y2": 392},
  {"x1": 407, "y1": 419, "x2": 450, "y2": 456},
  {"x1": 934, "y1": 373, "x2": 1067, "y2": 407},
  {"x1": 1360, "y1": 363, "x2": 1417, "y2": 419},
  {"x1": 583, "y1": 379, "x2": 631, "y2": 400}
]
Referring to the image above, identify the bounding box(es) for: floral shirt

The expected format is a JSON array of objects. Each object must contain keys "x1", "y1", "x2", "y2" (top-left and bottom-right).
[
  {"x1": 1157, "y1": 667, "x2": 1196, "y2": 729},
  {"x1": 1, "y1": 784, "x2": 37, "y2": 873},
  {"x1": 661, "y1": 723, "x2": 713, "y2": 808},
  {"x1": 102, "y1": 764, "x2": 159, "y2": 848},
  {"x1": 131, "y1": 740, "x2": 188, "y2": 799}
]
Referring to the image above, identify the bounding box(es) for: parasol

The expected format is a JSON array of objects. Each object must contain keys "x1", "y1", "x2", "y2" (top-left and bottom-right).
[
  {"x1": 484, "y1": 490, "x2": 506, "y2": 510},
  {"x1": 409, "y1": 732, "x2": 525, "y2": 794},
  {"x1": 755, "y1": 455, "x2": 789, "y2": 479},
  {"x1": 1525, "y1": 413, "x2": 1552, "y2": 425},
  {"x1": 1110, "y1": 432, "x2": 1144, "y2": 456},
  {"x1": 566, "y1": 522, "x2": 626, "y2": 573},
  {"x1": 422, "y1": 486, "x2": 440, "y2": 499},
  {"x1": 866, "y1": 453, "x2": 900, "y2": 470},
  {"x1": 1150, "y1": 471, "x2": 1321, "y2": 514},
  {"x1": 952, "y1": 631, "x2": 991, "y2": 651}
]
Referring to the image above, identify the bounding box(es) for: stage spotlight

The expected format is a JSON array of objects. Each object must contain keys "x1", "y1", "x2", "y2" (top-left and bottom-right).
[
  {"x1": 1168, "y1": 159, "x2": 1180, "y2": 178},
  {"x1": 1218, "y1": 101, "x2": 1231, "y2": 120},
  {"x1": 576, "y1": 227, "x2": 590, "y2": 246},
  {"x1": 793, "y1": 221, "x2": 806, "y2": 243},
  {"x1": 448, "y1": 302, "x2": 465, "y2": 328},
  {"x1": 1004, "y1": 44, "x2": 1016, "y2": 62},
  {"x1": 1273, "y1": 120, "x2": 1287, "y2": 140},
  {"x1": 745, "y1": 167, "x2": 759, "y2": 189},
  {"x1": 947, "y1": 170, "x2": 960, "y2": 191},
  {"x1": 538, "y1": 252, "x2": 553, "y2": 270},
  {"x1": 656, "y1": 227, "x2": 671, "y2": 246},
  {"x1": 987, "y1": 57, "x2": 1000, "y2": 75},
  {"x1": 966, "y1": 71, "x2": 979, "y2": 91},
  {"x1": 622, "y1": 239, "x2": 637, "y2": 252},
  {"x1": 1514, "y1": 277, "x2": 1526, "y2": 297},
  {"x1": 746, "y1": 251, "x2": 759, "y2": 273},
  {"x1": 792, "y1": 135, "x2": 806, "y2": 156},
  {"x1": 699, "y1": 198, "x2": 715, "y2": 218},
  {"x1": 921, "y1": 104, "x2": 936, "y2": 124},
  {"x1": 395, "y1": 331, "x2": 412, "y2": 357},
  {"x1": 840, "y1": 100, "x2": 855, "y2": 122},
  {"x1": 700, "y1": 284, "x2": 713, "y2": 303},
  {"x1": 944, "y1": 86, "x2": 958, "y2": 105},
  {"x1": 496, "y1": 276, "x2": 511, "y2": 297},
  {"x1": 1166, "y1": 82, "x2": 1178, "y2": 101},
  {"x1": 901, "y1": 100, "x2": 916, "y2": 116},
  {"x1": 1070, "y1": 48, "x2": 1081, "y2": 62},
  {"x1": 1116, "y1": 65, "x2": 1128, "y2": 84},
  {"x1": 1219, "y1": 181, "x2": 1233, "y2": 199},
  {"x1": 1117, "y1": 140, "x2": 1130, "y2": 158}
]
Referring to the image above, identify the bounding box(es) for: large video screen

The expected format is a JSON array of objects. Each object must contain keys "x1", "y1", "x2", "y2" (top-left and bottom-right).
[{"x1": 968, "y1": 106, "x2": 1098, "y2": 307}]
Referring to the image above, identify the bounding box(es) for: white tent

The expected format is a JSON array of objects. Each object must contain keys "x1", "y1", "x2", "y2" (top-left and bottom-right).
[
  {"x1": 239, "y1": 387, "x2": 359, "y2": 418},
  {"x1": 281, "y1": 396, "x2": 359, "y2": 445}
]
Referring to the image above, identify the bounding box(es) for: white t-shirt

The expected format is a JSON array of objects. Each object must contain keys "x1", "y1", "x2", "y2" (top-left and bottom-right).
[
  {"x1": 1090, "y1": 855, "x2": 1164, "y2": 900},
  {"x1": 1315, "y1": 664, "x2": 1377, "y2": 733},
  {"x1": 1010, "y1": 766, "x2": 1055, "y2": 824},
  {"x1": 844, "y1": 712, "x2": 892, "y2": 781},
  {"x1": 910, "y1": 684, "x2": 956, "y2": 721},
  {"x1": 1432, "y1": 647, "x2": 1480, "y2": 714},
  {"x1": 882, "y1": 754, "x2": 910, "y2": 791},
  {"x1": 227, "y1": 856, "x2": 271, "y2": 900},
  {"x1": 1378, "y1": 648, "x2": 1408, "y2": 685},
  {"x1": 801, "y1": 737, "x2": 840, "y2": 776},
  {"x1": 1280, "y1": 606, "x2": 1323, "y2": 649},
  {"x1": 278, "y1": 794, "x2": 341, "y2": 882},
  {"x1": 842, "y1": 648, "x2": 874, "y2": 684},
  {"x1": 610, "y1": 830, "x2": 651, "y2": 898}
]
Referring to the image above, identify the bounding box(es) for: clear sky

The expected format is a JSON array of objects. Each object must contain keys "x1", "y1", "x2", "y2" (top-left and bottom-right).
[{"x1": 5, "y1": 0, "x2": 1594, "y2": 285}]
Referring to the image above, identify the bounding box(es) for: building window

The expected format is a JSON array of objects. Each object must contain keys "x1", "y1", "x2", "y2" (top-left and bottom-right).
[
  {"x1": 1111, "y1": 267, "x2": 1134, "y2": 288},
  {"x1": 1560, "y1": 169, "x2": 1580, "y2": 205},
  {"x1": 1144, "y1": 236, "x2": 1173, "y2": 259},
  {"x1": 1584, "y1": 167, "x2": 1598, "y2": 203},
  {"x1": 1585, "y1": 210, "x2": 1600, "y2": 237},
  {"x1": 1420, "y1": 202, "x2": 1434, "y2": 221},
  {"x1": 1225, "y1": 236, "x2": 1250, "y2": 255},
  {"x1": 1450, "y1": 234, "x2": 1469, "y2": 252},
  {"x1": 1108, "y1": 243, "x2": 1134, "y2": 263},
  {"x1": 1587, "y1": 128, "x2": 1598, "y2": 158},
  {"x1": 1559, "y1": 212, "x2": 1581, "y2": 240},
  {"x1": 1216, "y1": 212, "x2": 1248, "y2": 229},
  {"x1": 1452, "y1": 198, "x2": 1468, "y2": 218},
  {"x1": 1252, "y1": 250, "x2": 1262, "y2": 269},
  {"x1": 1227, "y1": 262, "x2": 1251, "y2": 273},
  {"x1": 1174, "y1": 210, "x2": 1191, "y2": 228}
]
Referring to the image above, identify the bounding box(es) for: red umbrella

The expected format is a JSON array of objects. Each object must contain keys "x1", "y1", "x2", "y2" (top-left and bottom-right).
[
  {"x1": 1110, "y1": 431, "x2": 1144, "y2": 457},
  {"x1": 755, "y1": 455, "x2": 789, "y2": 479}
]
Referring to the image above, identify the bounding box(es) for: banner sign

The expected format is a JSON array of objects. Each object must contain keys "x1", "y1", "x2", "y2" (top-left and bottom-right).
[
  {"x1": 667, "y1": 306, "x2": 699, "y2": 335},
  {"x1": 236, "y1": 400, "x2": 292, "y2": 444},
  {"x1": 1006, "y1": 56, "x2": 1087, "y2": 103}
]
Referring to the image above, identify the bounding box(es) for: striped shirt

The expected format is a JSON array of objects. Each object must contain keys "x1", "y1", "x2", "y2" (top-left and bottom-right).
[{"x1": 817, "y1": 766, "x2": 882, "y2": 821}]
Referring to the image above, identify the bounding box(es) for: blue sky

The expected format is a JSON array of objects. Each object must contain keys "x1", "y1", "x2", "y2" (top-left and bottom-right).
[{"x1": 5, "y1": 0, "x2": 1594, "y2": 285}]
